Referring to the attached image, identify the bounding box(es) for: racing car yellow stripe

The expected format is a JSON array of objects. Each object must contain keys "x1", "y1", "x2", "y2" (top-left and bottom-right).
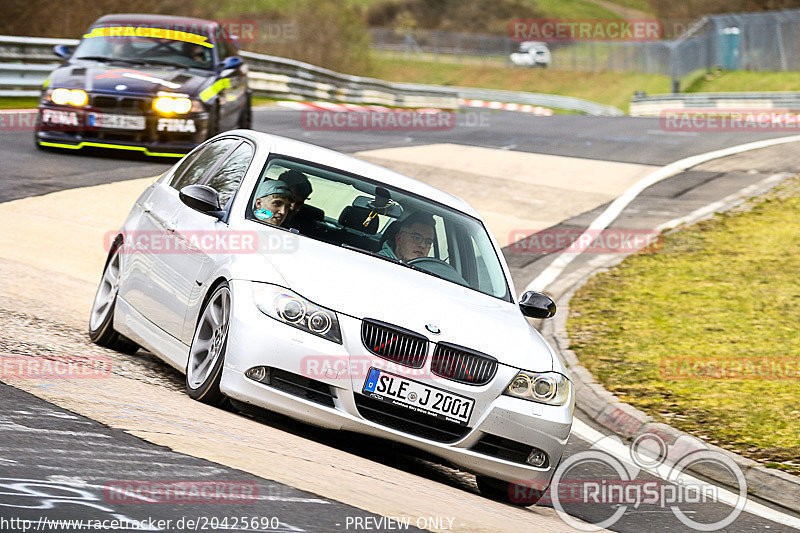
[
  {"x1": 38, "y1": 141, "x2": 184, "y2": 157},
  {"x1": 83, "y1": 26, "x2": 214, "y2": 48},
  {"x1": 199, "y1": 78, "x2": 231, "y2": 102}
]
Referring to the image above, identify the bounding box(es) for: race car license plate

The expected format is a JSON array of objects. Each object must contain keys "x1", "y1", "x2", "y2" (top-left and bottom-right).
[
  {"x1": 362, "y1": 368, "x2": 474, "y2": 426},
  {"x1": 88, "y1": 112, "x2": 145, "y2": 130}
]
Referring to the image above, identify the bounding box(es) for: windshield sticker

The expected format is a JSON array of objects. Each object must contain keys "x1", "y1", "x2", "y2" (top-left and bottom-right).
[
  {"x1": 254, "y1": 209, "x2": 273, "y2": 221},
  {"x1": 83, "y1": 26, "x2": 214, "y2": 48},
  {"x1": 94, "y1": 69, "x2": 182, "y2": 89}
]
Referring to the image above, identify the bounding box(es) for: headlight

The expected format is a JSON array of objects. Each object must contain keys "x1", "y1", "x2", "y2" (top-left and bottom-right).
[
  {"x1": 252, "y1": 283, "x2": 342, "y2": 344},
  {"x1": 50, "y1": 88, "x2": 88, "y2": 106},
  {"x1": 153, "y1": 96, "x2": 194, "y2": 114},
  {"x1": 503, "y1": 371, "x2": 571, "y2": 405}
]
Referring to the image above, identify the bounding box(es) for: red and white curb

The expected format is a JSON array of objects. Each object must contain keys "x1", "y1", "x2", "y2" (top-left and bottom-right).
[
  {"x1": 276, "y1": 100, "x2": 554, "y2": 116},
  {"x1": 459, "y1": 98, "x2": 553, "y2": 115},
  {"x1": 276, "y1": 101, "x2": 443, "y2": 114}
]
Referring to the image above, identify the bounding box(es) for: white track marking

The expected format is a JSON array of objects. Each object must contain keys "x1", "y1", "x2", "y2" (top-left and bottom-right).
[{"x1": 524, "y1": 134, "x2": 800, "y2": 293}]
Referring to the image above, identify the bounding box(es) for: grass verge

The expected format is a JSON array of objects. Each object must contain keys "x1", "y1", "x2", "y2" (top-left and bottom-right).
[
  {"x1": 0, "y1": 97, "x2": 39, "y2": 109},
  {"x1": 368, "y1": 56, "x2": 670, "y2": 112},
  {"x1": 567, "y1": 177, "x2": 800, "y2": 473}
]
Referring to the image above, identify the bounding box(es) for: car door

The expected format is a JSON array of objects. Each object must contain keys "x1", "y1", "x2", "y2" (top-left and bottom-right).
[
  {"x1": 176, "y1": 139, "x2": 255, "y2": 345},
  {"x1": 124, "y1": 137, "x2": 240, "y2": 338},
  {"x1": 215, "y1": 27, "x2": 247, "y2": 130}
]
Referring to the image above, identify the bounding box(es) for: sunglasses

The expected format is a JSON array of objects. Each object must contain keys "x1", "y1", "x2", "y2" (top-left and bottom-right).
[{"x1": 400, "y1": 231, "x2": 434, "y2": 247}]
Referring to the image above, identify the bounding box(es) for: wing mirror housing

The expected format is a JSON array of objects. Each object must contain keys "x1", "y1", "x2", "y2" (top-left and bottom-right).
[
  {"x1": 519, "y1": 291, "x2": 556, "y2": 319},
  {"x1": 219, "y1": 56, "x2": 243, "y2": 76},
  {"x1": 179, "y1": 184, "x2": 225, "y2": 219},
  {"x1": 54, "y1": 44, "x2": 74, "y2": 60}
]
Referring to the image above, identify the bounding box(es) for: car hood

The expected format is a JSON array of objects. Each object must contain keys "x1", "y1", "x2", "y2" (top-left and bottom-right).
[
  {"x1": 48, "y1": 61, "x2": 209, "y2": 96},
  {"x1": 258, "y1": 237, "x2": 554, "y2": 372}
]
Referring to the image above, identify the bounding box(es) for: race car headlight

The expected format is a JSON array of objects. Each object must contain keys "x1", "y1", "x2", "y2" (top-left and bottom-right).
[
  {"x1": 50, "y1": 88, "x2": 88, "y2": 106},
  {"x1": 504, "y1": 371, "x2": 571, "y2": 405},
  {"x1": 252, "y1": 283, "x2": 342, "y2": 344},
  {"x1": 153, "y1": 96, "x2": 193, "y2": 115}
]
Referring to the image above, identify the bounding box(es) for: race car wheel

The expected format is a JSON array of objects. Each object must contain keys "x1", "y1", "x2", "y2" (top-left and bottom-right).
[
  {"x1": 207, "y1": 103, "x2": 220, "y2": 139},
  {"x1": 238, "y1": 96, "x2": 252, "y2": 129},
  {"x1": 186, "y1": 282, "x2": 230, "y2": 406},
  {"x1": 88, "y1": 243, "x2": 140, "y2": 354}
]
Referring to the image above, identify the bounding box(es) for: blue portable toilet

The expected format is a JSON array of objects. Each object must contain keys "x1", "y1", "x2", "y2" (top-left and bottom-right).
[{"x1": 720, "y1": 27, "x2": 740, "y2": 70}]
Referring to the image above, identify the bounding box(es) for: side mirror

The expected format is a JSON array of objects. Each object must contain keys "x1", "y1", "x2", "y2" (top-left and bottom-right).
[
  {"x1": 179, "y1": 184, "x2": 225, "y2": 219},
  {"x1": 53, "y1": 44, "x2": 74, "y2": 60},
  {"x1": 219, "y1": 56, "x2": 243, "y2": 75},
  {"x1": 519, "y1": 291, "x2": 556, "y2": 319}
]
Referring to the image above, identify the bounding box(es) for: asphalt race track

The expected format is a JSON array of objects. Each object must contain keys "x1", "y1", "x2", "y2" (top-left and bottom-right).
[{"x1": 1, "y1": 106, "x2": 799, "y2": 532}]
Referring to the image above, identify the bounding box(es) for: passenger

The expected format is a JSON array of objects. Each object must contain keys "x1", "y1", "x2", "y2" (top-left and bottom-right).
[
  {"x1": 253, "y1": 180, "x2": 294, "y2": 226},
  {"x1": 277, "y1": 169, "x2": 313, "y2": 223},
  {"x1": 378, "y1": 212, "x2": 436, "y2": 262}
]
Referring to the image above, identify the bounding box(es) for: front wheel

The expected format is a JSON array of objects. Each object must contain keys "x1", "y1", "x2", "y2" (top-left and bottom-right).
[
  {"x1": 237, "y1": 95, "x2": 252, "y2": 129},
  {"x1": 88, "y1": 244, "x2": 139, "y2": 354},
  {"x1": 185, "y1": 282, "x2": 231, "y2": 406}
]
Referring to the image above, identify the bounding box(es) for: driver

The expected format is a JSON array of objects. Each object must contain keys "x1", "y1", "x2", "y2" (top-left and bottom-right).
[{"x1": 378, "y1": 212, "x2": 436, "y2": 262}]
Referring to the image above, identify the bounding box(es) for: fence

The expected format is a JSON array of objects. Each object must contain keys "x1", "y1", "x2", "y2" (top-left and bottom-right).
[
  {"x1": 372, "y1": 8, "x2": 800, "y2": 89},
  {"x1": 0, "y1": 35, "x2": 622, "y2": 115}
]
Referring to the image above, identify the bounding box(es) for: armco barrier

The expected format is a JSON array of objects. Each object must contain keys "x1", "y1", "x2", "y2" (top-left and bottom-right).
[
  {"x1": 630, "y1": 92, "x2": 800, "y2": 116},
  {"x1": 0, "y1": 34, "x2": 623, "y2": 115}
]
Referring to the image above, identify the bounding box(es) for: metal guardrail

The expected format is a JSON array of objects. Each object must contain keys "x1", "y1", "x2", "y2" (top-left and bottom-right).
[
  {"x1": 630, "y1": 92, "x2": 800, "y2": 116},
  {"x1": 0, "y1": 34, "x2": 622, "y2": 115}
]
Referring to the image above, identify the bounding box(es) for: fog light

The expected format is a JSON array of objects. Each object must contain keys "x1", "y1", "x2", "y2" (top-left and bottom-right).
[
  {"x1": 245, "y1": 366, "x2": 269, "y2": 383},
  {"x1": 526, "y1": 448, "x2": 548, "y2": 468}
]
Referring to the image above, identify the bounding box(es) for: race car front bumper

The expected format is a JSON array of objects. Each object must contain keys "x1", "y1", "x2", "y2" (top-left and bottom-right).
[{"x1": 35, "y1": 103, "x2": 210, "y2": 157}]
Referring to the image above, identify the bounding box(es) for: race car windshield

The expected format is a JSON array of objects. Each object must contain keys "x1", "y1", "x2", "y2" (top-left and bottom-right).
[{"x1": 74, "y1": 27, "x2": 215, "y2": 69}]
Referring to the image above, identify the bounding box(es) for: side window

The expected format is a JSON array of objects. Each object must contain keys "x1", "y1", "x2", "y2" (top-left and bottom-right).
[
  {"x1": 215, "y1": 29, "x2": 230, "y2": 60},
  {"x1": 204, "y1": 142, "x2": 254, "y2": 206},
  {"x1": 170, "y1": 138, "x2": 238, "y2": 191}
]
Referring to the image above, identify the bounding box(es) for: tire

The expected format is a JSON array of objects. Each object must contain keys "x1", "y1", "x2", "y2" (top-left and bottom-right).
[
  {"x1": 237, "y1": 94, "x2": 252, "y2": 129},
  {"x1": 476, "y1": 475, "x2": 546, "y2": 506},
  {"x1": 206, "y1": 103, "x2": 220, "y2": 139},
  {"x1": 88, "y1": 243, "x2": 140, "y2": 354},
  {"x1": 185, "y1": 282, "x2": 231, "y2": 406}
]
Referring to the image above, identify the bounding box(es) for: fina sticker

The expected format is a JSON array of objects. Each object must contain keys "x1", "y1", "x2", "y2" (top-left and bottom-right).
[
  {"x1": 254, "y1": 209, "x2": 273, "y2": 220},
  {"x1": 157, "y1": 118, "x2": 196, "y2": 132}
]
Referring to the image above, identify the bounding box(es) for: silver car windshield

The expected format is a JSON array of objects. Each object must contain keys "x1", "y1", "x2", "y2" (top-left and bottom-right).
[
  {"x1": 73, "y1": 27, "x2": 215, "y2": 69},
  {"x1": 248, "y1": 156, "x2": 511, "y2": 301}
]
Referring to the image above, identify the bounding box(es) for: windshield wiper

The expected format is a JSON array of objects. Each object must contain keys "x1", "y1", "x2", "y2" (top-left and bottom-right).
[
  {"x1": 75, "y1": 56, "x2": 144, "y2": 64},
  {"x1": 341, "y1": 243, "x2": 457, "y2": 283},
  {"x1": 341, "y1": 244, "x2": 403, "y2": 265},
  {"x1": 139, "y1": 59, "x2": 191, "y2": 68}
]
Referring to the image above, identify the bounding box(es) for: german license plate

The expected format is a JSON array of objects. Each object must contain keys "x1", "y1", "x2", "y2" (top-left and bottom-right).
[
  {"x1": 88, "y1": 112, "x2": 145, "y2": 130},
  {"x1": 362, "y1": 368, "x2": 474, "y2": 426}
]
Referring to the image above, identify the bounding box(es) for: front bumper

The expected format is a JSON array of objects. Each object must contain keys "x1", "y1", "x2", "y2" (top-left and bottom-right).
[
  {"x1": 221, "y1": 280, "x2": 573, "y2": 487},
  {"x1": 35, "y1": 103, "x2": 209, "y2": 157}
]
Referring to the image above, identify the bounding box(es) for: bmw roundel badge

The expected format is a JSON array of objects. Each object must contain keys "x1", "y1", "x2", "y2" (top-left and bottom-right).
[{"x1": 425, "y1": 324, "x2": 441, "y2": 334}]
